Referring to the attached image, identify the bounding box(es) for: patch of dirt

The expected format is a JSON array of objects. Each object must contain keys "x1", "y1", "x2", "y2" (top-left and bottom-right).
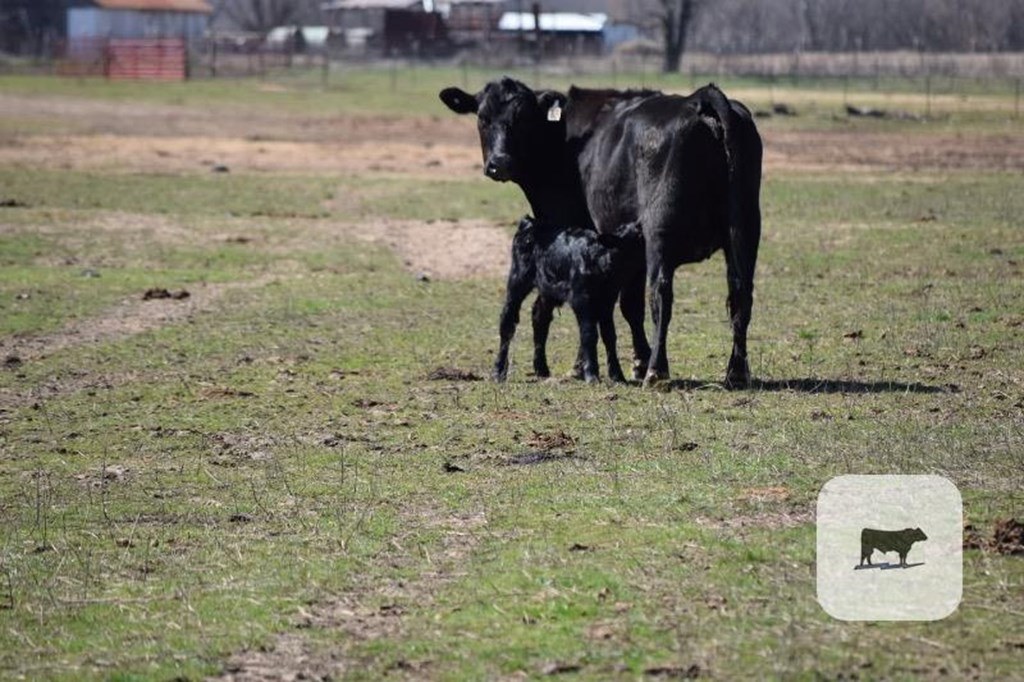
[
  {"x1": 354, "y1": 218, "x2": 511, "y2": 280},
  {"x1": 426, "y1": 366, "x2": 483, "y2": 381},
  {"x1": 0, "y1": 133, "x2": 481, "y2": 179},
  {"x1": 214, "y1": 508, "x2": 486, "y2": 681},
  {"x1": 992, "y1": 518, "x2": 1024, "y2": 554},
  {"x1": 696, "y1": 507, "x2": 813, "y2": 530},
  {"x1": 762, "y1": 129, "x2": 1024, "y2": 172},
  {"x1": 524, "y1": 429, "x2": 577, "y2": 451},
  {"x1": 4, "y1": 92, "x2": 1021, "y2": 175},
  {"x1": 0, "y1": 93, "x2": 476, "y2": 146},
  {"x1": 0, "y1": 278, "x2": 271, "y2": 364},
  {"x1": 505, "y1": 451, "x2": 586, "y2": 466},
  {"x1": 967, "y1": 517, "x2": 1024, "y2": 555}
]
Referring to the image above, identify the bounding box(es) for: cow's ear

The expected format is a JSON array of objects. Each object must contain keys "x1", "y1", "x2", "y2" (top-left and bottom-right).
[
  {"x1": 537, "y1": 90, "x2": 567, "y2": 122},
  {"x1": 439, "y1": 87, "x2": 478, "y2": 115}
]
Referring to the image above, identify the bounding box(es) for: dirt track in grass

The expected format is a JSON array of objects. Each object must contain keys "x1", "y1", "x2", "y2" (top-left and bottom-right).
[
  {"x1": 215, "y1": 508, "x2": 487, "y2": 682},
  {"x1": 2, "y1": 128, "x2": 1023, "y2": 176},
  {"x1": 2, "y1": 93, "x2": 1023, "y2": 175},
  {"x1": 0, "y1": 215, "x2": 509, "y2": 400}
]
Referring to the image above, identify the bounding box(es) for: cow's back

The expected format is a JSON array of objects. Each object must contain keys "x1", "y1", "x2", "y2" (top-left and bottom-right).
[{"x1": 572, "y1": 92, "x2": 732, "y2": 265}]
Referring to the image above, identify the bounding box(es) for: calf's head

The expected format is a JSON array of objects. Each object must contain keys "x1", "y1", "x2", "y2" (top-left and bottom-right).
[{"x1": 439, "y1": 77, "x2": 566, "y2": 183}]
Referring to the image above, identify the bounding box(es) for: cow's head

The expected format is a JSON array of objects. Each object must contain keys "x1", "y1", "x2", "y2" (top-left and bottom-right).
[{"x1": 439, "y1": 77, "x2": 566, "y2": 183}]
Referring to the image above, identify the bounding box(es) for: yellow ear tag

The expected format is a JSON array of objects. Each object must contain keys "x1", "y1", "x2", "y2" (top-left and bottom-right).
[{"x1": 547, "y1": 104, "x2": 562, "y2": 122}]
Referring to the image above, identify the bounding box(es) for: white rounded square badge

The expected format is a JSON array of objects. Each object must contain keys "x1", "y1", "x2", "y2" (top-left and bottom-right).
[{"x1": 816, "y1": 475, "x2": 962, "y2": 621}]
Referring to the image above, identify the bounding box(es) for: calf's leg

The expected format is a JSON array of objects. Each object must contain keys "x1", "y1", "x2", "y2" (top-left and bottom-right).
[
  {"x1": 493, "y1": 281, "x2": 534, "y2": 381},
  {"x1": 530, "y1": 296, "x2": 555, "y2": 378},
  {"x1": 573, "y1": 303, "x2": 601, "y2": 384},
  {"x1": 598, "y1": 303, "x2": 626, "y2": 383}
]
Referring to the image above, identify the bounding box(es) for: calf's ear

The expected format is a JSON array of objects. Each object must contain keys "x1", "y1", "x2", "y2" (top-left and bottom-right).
[{"x1": 439, "y1": 87, "x2": 479, "y2": 115}]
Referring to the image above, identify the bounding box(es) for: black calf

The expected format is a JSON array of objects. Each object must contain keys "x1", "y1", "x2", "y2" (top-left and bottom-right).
[{"x1": 494, "y1": 217, "x2": 643, "y2": 383}]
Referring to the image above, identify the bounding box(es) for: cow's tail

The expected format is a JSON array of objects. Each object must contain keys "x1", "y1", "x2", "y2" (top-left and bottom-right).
[
  {"x1": 700, "y1": 82, "x2": 741, "y2": 301},
  {"x1": 698, "y1": 83, "x2": 739, "y2": 179}
]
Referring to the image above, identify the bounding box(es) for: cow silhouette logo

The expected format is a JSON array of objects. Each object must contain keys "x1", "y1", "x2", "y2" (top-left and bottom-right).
[
  {"x1": 857, "y1": 527, "x2": 928, "y2": 569},
  {"x1": 817, "y1": 475, "x2": 962, "y2": 620}
]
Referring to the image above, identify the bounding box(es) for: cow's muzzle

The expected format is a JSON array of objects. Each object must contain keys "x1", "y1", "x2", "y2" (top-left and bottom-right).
[{"x1": 484, "y1": 154, "x2": 512, "y2": 182}]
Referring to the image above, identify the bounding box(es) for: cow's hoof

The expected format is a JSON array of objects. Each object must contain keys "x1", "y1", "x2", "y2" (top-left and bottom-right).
[
  {"x1": 583, "y1": 374, "x2": 600, "y2": 385},
  {"x1": 632, "y1": 358, "x2": 648, "y2": 381},
  {"x1": 608, "y1": 369, "x2": 627, "y2": 384},
  {"x1": 533, "y1": 365, "x2": 551, "y2": 378},
  {"x1": 642, "y1": 369, "x2": 670, "y2": 388},
  {"x1": 724, "y1": 360, "x2": 750, "y2": 389}
]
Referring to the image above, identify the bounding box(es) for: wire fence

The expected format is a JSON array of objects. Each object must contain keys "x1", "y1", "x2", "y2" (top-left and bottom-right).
[{"x1": 3, "y1": 45, "x2": 1022, "y2": 119}]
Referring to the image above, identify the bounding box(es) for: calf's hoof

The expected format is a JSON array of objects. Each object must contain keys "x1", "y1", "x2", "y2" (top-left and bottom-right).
[
  {"x1": 491, "y1": 370, "x2": 508, "y2": 383},
  {"x1": 533, "y1": 364, "x2": 551, "y2": 378},
  {"x1": 608, "y1": 368, "x2": 627, "y2": 384},
  {"x1": 632, "y1": 358, "x2": 648, "y2": 382}
]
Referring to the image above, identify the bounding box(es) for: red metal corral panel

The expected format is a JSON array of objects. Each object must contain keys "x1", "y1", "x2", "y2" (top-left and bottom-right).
[{"x1": 106, "y1": 38, "x2": 187, "y2": 81}]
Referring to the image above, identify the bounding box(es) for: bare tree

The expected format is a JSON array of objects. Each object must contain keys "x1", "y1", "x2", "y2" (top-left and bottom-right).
[{"x1": 660, "y1": 0, "x2": 701, "y2": 73}]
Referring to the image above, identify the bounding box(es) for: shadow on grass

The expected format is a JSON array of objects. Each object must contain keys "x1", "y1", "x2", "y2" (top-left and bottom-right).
[
  {"x1": 668, "y1": 377, "x2": 952, "y2": 394},
  {"x1": 854, "y1": 562, "x2": 926, "y2": 570}
]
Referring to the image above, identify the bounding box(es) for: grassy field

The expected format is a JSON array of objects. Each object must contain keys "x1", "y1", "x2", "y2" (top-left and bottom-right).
[{"x1": 1, "y1": 69, "x2": 1022, "y2": 680}]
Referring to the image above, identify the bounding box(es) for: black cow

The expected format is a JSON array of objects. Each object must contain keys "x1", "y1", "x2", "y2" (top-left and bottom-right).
[
  {"x1": 494, "y1": 216, "x2": 644, "y2": 383},
  {"x1": 860, "y1": 527, "x2": 928, "y2": 568},
  {"x1": 440, "y1": 77, "x2": 762, "y2": 387}
]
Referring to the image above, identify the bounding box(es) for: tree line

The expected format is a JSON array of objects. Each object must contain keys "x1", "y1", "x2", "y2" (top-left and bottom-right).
[{"x1": 661, "y1": 0, "x2": 1024, "y2": 67}]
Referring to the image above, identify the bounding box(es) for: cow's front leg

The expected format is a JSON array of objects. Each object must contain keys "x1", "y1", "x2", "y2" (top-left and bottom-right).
[
  {"x1": 644, "y1": 261, "x2": 675, "y2": 387},
  {"x1": 619, "y1": 268, "x2": 650, "y2": 380},
  {"x1": 531, "y1": 296, "x2": 555, "y2": 378}
]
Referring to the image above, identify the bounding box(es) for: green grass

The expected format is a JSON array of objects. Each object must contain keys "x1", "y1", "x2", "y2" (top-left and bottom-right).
[{"x1": 1, "y1": 73, "x2": 1022, "y2": 680}]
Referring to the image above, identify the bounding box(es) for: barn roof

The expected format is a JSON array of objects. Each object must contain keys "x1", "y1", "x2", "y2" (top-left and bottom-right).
[
  {"x1": 498, "y1": 11, "x2": 607, "y2": 32},
  {"x1": 322, "y1": 0, "x2": 422, "y2": 10},
  {"x1": 93, "y1": 0, "x2": 214, "y2": 13}
]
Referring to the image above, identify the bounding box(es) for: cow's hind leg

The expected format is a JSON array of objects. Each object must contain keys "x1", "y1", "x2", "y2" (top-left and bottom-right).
[
  {"x1": 724, "y1": 263, "x2": 753, "y2": 388},
  {"x1": 619, "y1": 270, "x2": 650, "y2": 381},
  {"x1": 644, "y1": 259, "x2": 675, "y2": 387},
  {"x1": 724, "y1": 195, "x2": 760, "y2": 389}
]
